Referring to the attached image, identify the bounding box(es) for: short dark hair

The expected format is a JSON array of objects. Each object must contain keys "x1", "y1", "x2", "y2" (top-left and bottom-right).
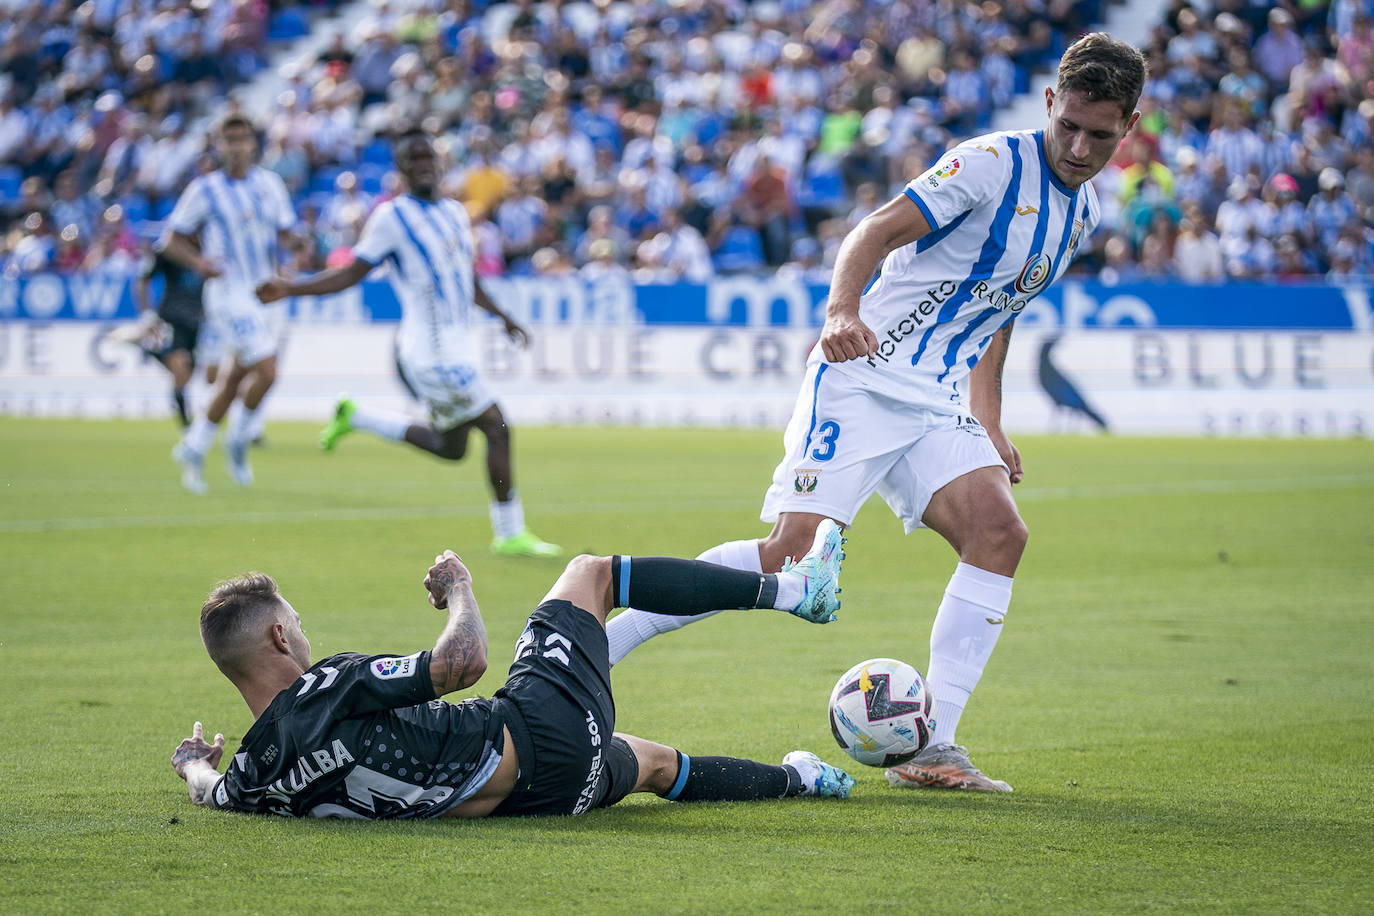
[
  {"x1": 200, "y1": 573, "x2": 282, "y2": 674},
  {"x1": 217, "y1": 114, "x2": 255, "y2": 138},
  {"x1": 1056, "y1": 32, "x2": 1148, "y2": 118},
  {"x1": 390, "y1": 124, "x2": 431, "y2": 148}
]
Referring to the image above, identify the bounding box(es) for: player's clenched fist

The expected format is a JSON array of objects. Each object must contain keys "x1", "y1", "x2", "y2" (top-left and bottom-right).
[
  {"x1": 424, "y1": 550, "x2": 473, "y2": 609},
  {"x1": 820, "y1": 311, "x2": 879, "y2": 363}
]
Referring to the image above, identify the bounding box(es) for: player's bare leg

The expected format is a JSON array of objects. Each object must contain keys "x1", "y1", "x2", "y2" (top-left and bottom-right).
[
  {"x1": 325, "y1": 400, "x2": 560, "y2": 557},
  {"x1": 223, "y1": 354, "x2": 276, "y2": 486},
  {"x1": 159, "y1": 348, "x2": 194, "y2": 427},
  {"x1": 886, "y1": 466, "x2": 1023, "y2": 793}
]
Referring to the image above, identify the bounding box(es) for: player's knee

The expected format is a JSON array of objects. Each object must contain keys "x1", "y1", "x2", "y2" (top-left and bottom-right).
[
  {"x1": 436, "y1": 437, "x2": 467, "y2": 460},
  {"x1": 987, "y1": 511, "x2": 1029, "y2": 557},
  {"x1": 565, "y1": 554, "x2": 612, "y2": 583},
  {"x1": 478, "y1": 414, "x2": 509, "y2": 447}
]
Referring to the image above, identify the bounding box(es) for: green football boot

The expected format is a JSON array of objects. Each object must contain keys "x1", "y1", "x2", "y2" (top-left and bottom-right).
[
  {"x1": 491, "y1": 530, "x2": 563, "y2": 558},
  {"x1": 320, "y1": 397, "x2": 357, "y2": 452}
]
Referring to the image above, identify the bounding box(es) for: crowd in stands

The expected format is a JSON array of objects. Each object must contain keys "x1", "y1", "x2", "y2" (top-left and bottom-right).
[
  {"x1": 1, "y1": 0, "x2": 1370, "y2": 284},
  {"x1": 1089, "y1": 0, "x2": 1374, "y2": 282}
]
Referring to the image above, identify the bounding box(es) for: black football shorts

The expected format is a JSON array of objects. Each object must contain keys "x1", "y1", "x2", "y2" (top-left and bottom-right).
[{"x1": 490, "y1": 600, "x2": 638, "y2": 817}]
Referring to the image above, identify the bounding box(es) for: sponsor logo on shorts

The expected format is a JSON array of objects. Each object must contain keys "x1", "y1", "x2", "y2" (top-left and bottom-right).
[
  {"x1": 371, "y1": 652, "x2": 422, "y2": 680},
  {"x1": 261, "y1": 744, "x2": 279, "y2": 766},
  {"x1": 793, "y1": 468, "x2": 820, "y2": 493},
  {"x1": 572, "y1": 710, "x2": 604, "y2": 815},
  {"x1": 956, "y1": 415, "x2": 988, "y2": 439}
]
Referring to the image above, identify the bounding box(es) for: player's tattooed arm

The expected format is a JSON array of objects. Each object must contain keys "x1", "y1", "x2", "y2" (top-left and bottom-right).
[
  {"x1": 423, "y1": 550, "x2": 489, "y2": 696},
  {"x1": 172, "y1": 721, "x2": 225, "y2": 807},
  {"x1": 971, "y1": 319, "x2": 1023, "y2": 483}
]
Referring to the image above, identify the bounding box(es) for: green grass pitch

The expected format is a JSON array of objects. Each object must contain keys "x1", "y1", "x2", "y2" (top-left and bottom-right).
[{"x1": 1, "y1": 418, "x2": 1371, "y2": 913}]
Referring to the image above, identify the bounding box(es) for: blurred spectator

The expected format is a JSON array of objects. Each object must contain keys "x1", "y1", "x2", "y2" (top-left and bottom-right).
[
  {"x1": 1259, "y1": 173, "x2": 1311, "y2": 239},
  {"x1": 1308, "y1": 168, "x2": 1357, "y2": 249},
  {"x1": 1254, "y1": 9, "x2": 1306, "y2": 88},
  {"x1": 6, "y1": 212, "x2": 55, "y2": 276},
  {"x1": 1205, "y1": 100, "x2": 1264, "y2": 182},
  {"x1": 1171, "y1": 213, "x2": 1225, "y2": 282}
]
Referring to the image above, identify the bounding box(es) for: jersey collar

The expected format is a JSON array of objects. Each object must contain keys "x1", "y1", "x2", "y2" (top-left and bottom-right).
[{"x1": 1035, "y1": 130, "x2": 1077, "y2": 198}]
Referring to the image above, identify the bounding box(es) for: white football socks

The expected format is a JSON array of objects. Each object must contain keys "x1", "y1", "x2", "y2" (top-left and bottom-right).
[
  {"x1": 926, "y1": 562, "x2": 1014, "y2": 748},
  {"x1": 772, "y1": 567, "x2": 804, "y2": 610},
  {"x1": 227, "y1": 403, "x2": 260, "y2": 446},
  {"x1": 606, "y1": 538, "x2": 762, "y2": 665},
  {"x1": 183, "y1": 415, "x2": 218, "y2": 455},
  {"x1": 490, "y1": 493, "x2": 525, "y2": 539},
  {"x1": 351, "y1": 407, "x2": 410, "y2": 441}
]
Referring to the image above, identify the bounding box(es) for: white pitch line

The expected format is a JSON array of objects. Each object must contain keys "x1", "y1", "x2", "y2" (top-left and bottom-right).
[{"x1": 0, "y1": 474, "x2": 1371, "y2": 534}]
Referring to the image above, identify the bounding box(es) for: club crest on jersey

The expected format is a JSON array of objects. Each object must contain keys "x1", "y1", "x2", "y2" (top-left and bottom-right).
[
  {"x1": 1067, "y1": 219, "x2": 1084, "y2": 258},
  {"x1": 371, "y1": 652, "x2": 421, "y2": 680},
  {"x1": 925, "y1": 156, "x2": 962, "y2": 190},
  {"x1": 793, "y1": 468, "x2": 820, "y2": 494},
  {"x1": 1014, "y1": 253, "x2": 1053, "y2": 295}
]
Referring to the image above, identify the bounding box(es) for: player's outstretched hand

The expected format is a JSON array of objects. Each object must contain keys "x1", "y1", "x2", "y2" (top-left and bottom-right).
[
  {"x1": 424, "y1": 549, "x2": 473, "y2": 610},
  {"x1": 256, "y1": 278, "x2": 288, "y2": 304},
  {"x1": 172, "y1": 721, "x2": 225, "y2": 779},
  {"x1": 503, "y1": 316, "x2": 530, "y2": 348},
  {"x1": 820, "y1": 311, "x2": 878, "y2": 363}
]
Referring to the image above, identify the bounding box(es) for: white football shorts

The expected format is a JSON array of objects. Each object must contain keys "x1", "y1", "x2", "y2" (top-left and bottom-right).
[
  {"x1": 398, "y1": 357, "x2": 498, "y2": 430},
  {"x1": 203, "y1": 280, "x2": 277, "y2": 367},
  {"x1": 760, "y1": 362, "x2": 1009, "y2": 533}
]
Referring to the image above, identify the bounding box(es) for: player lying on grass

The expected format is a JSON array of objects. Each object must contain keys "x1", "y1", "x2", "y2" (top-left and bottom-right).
[{"x1": 171, "y1": 523, "x2": 852, "y2": 818}]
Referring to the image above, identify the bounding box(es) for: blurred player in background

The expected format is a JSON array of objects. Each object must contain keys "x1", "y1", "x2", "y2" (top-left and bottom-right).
[
  {"x1": 171, "y1": 528, "x2": 850, "y2": 818},
  {"x1": 134, "y1": 233, "x2": 207, "y2": 427},
  {"x1": 258, "y1": 129, "x2": 560, "y2": 558},
  {"x1": 164, "y1": 114, "x2": 298, "y2": 493},
  {"x1": 607, "y1": 34, "x2": 1147, "y2": 793}
]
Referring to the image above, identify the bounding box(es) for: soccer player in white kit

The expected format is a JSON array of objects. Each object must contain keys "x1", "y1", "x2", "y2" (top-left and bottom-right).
[
  {"x1": 606, "y1": 34, "x2": 1147, "y2": 791},
  {"x1": 257, "y1": 129, "x2": 560, "y2": 558},
  {"x1": 164, "y1": 115, "x2": 298, "y2": 492}
]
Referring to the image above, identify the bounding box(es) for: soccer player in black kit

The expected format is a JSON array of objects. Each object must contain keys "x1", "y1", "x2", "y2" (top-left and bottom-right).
[
  {"x1": 134, "y1": 238, "x2": 206, "y2": 426},
  {"x1": 171, "y1": 522, "x2": 853, "y2": 818}
]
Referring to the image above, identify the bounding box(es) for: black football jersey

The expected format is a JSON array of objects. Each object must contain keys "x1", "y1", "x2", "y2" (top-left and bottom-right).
[
  {"x1": 142, "y1": 250, "x2": 204, "y2": 326},
  {"x1": 209, "y1": 651, "x2": 506, "y2": 819}
]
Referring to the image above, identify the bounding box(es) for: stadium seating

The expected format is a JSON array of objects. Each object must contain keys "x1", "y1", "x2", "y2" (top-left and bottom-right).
[{"x1": 1, "y1": 0, "x2": 1368, "y2": 281}]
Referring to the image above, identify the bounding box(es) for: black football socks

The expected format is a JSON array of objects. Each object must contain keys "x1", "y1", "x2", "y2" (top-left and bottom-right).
[
  {"x1": 658, "y1": 752, "x2": 805, "y2": 802},
  {"x1": 610, "y1": 556, "x2": 778, "y2": 614}
]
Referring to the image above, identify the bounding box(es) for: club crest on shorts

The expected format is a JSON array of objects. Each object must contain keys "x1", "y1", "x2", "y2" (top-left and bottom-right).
[{"x1": 793, "y1": 468, "x2": 820, "y2": 494}]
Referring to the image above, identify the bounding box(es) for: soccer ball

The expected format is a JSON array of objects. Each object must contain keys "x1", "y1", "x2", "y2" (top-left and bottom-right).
[{"x1": 828, "y1": 658, "x2": 935, "y2": 767}]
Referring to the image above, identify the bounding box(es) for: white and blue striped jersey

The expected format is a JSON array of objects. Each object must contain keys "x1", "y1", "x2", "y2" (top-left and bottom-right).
[
  {"x1": 829, "y1": 129, "x2": 1099, "y2": 409},
  {"x1": 352, "y1": 195, "x2": 477, "y2": 367},
  {"x1": 167, "y1": 167, "x2": 295, "y2": 288}
]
